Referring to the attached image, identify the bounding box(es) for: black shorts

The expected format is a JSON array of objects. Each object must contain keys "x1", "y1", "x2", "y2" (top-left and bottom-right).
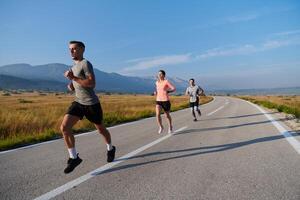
[
  {"x1": 66, "y1": 101, "x2": 103, "y2": 124},
  {"x1": 190, "y1": 97, "x2": 199, "y2": 107},
  {"x1": 156, "y1": 101, "x2": 171, "y2": 112}
]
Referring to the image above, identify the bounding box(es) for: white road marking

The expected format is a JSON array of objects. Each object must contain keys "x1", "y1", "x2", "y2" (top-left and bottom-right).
[
  {"x1": 246, "y1": 101, "x2": 300, "y2": 154},
  {"x1": 206, "y1": 105, "x2": 224, "y2": 116},
  {"x1": 33, "y1": 126, "x2": 188, "y2": 200}
]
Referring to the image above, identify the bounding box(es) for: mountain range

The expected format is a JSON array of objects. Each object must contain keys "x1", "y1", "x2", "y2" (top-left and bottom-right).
[{"x1": 0, "y1": 63, "x2": 188, "y2": 93}]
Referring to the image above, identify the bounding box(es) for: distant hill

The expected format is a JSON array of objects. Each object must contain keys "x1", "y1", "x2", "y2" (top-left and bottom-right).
[
  {"x1": 0, "y1": 63, "x2": 68, "y2": 82},
  {"x1": 0, "y1": 74, "x2": 66, "y2": 90},
  {"x1": 0, "y1": 63, "x2": 188, "y2": 93}
]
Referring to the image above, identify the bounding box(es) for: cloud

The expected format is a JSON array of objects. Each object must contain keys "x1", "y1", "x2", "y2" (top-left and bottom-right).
[
  {"x1": 224, "y1": 6, "x2": 294, "y2": 24},
  {"x1": 189, "y1": 6, "x2": 294, "y2": 32},
  {"x1": 262, "y1": 40, "x2": 291, "y2": 49},
  {"x1": 121, "y1": 34, "x2": 300, "y2": 74},
  {"x1": 197, "y1": 38, "x2": 299, "y2": 59},
  {"x1": 122, "y1": 54, "x2": 192, "y2": 72},
  {"x1": 197, "y1": 45, "x2": 256, "y2": 59},
  {"x1": 272, "y1": 29, "x2": 300, "y2": 36},
  {"x1": 190, "y1": 13, "x2": 258, "y2": 31},
  {"x1": 225, "y1": 13, "x2": 259, "y2": 23}
]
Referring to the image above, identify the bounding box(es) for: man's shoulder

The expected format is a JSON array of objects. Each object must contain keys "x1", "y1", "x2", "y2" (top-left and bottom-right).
[{"x1": 81, "y1": 59, "x2": 93, "y2": 67}]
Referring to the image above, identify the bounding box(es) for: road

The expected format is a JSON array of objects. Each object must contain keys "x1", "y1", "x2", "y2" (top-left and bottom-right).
[{"x1": 0, "y1": 96, "x2": 299, "y2": 200}]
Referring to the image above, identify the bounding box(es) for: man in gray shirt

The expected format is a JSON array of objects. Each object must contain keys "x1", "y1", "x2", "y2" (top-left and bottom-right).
[
  {"x1": 185, "y1": 78, "x2": 204, "y2": 121},
  {"x1": 61, "y1": 41, "x2": 116, "y2": 174}
]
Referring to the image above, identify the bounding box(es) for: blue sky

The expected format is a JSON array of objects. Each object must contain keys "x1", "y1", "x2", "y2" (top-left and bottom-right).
[{"x1": 0, "y1": 0, "x2": 300, "y2": 89}]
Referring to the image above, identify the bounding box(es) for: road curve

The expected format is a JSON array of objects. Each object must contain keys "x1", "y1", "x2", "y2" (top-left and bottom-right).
[{"x1": 0, "y1": 96, "x2": 299, "y2": 200}]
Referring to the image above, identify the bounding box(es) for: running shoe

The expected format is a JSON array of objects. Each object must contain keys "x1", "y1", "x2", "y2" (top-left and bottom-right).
[
  {"x1": 64, "y1": 154, "x2": 82, "y2": 174},
  {"x1": 107, "y1": 146, "x2": 116, "y2": 162},
  {"x1": 158, "y1": 126, "x2": 164, "y2": 134}
]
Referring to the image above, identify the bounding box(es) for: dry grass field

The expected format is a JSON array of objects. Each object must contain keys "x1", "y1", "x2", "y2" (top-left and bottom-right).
[{"x1": 0, "y1": 92, "x2": 212, "y2": 150}]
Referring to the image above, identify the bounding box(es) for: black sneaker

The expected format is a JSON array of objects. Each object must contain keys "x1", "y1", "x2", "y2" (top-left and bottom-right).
[
  {"x1": 64, "y1": 154, "x2": 82, "y2": 174},
  {"x1": 193, "y1": 118, "x2": 197, "y2": 122},
  {"x1": 107, "y1": 146, "x2": 116, "y2": 162}
]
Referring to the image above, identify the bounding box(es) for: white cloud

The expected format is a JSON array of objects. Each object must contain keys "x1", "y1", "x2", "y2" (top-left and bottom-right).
[
  {"x1": 272, "y1": 29, "x2": 300, "y2": 36},
  {"x1": 262, "y1": 40, "x2": 290, "y2": 49},
  {"x1": 122, "y1": 54, "x2": 192, "y2": 72},
  {"x1": 225, "y1": 13, "x2": 259, "y2": 23},
  {"x1": 225, "y1": 6, "x2": 294, "y2": 24},
  {"x1": 197, "y1": 45, "x2": 256, "y2": 59},
  {"x1": 121, "y1": 36, "x2": 300, "y2": 74},
  {"x1": 197, "y1": 38, "x2": 299, "y2": 59},
  {"x1": 189, "y1": 7, "x2": 294, "y2": 32}
]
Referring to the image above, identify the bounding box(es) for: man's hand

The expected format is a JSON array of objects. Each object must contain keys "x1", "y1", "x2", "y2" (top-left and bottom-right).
[
  {"x1": 67, "y1": 82, "x2": 75, "y2": 91},
  {"x1": 64, "y1": 69, "x2": 75, "y2": 80}
]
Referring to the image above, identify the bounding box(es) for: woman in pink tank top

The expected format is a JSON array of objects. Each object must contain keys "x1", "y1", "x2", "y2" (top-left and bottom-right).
[{"x1": 154, "y1": 70, "x2": 176, "y2": 134}]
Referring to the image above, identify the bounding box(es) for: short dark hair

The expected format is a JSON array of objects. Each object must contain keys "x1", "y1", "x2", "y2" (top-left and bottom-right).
[
  {"x1": 189, "y1": 78, "x2": 195, "y2": 82},
  {"x1": 159, "y1": 70, "x2": 166, "y2": 76},
  {"x1": 69, "y1": 41, "x2": 85, "y2": 49}
]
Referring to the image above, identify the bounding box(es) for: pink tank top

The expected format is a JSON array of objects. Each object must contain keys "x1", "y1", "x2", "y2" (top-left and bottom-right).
[{"x1": 155, "y1": 80, "x2": 176, "y2": 101}]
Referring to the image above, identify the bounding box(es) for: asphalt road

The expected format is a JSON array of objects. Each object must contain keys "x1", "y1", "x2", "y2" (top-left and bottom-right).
[{"x1": 1, "y1": 96, "x2": 299, "y2": 200}]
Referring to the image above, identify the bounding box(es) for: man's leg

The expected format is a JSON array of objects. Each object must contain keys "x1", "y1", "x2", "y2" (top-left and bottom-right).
[
  {"x1": 196, "y1": 99, "x2": 201, "y2": 116},
  {"x1": 94, "y1": 123, "x2": 112, "y2": 147},
  {"x1": 60, "y1": 114, "x2": 82, "y2": 173},
  {"x1": 60, "y1": 114, "x2": 80, "y2": 154},
  {"x1": 190, "y1": 102, "x2": 197, "y2": 121},
  {"x1": 191, "y1": 107, "x2": 196, "y2": 120},
  {"x1": 196, "y1": 106, "x2": 202, "y2": 116},
  {"x1": 94, "y1": 123, "x2": 116, "y2": 162}
]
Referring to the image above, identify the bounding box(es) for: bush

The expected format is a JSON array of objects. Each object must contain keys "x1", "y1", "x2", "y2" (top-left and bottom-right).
[{"x1": 18, "y1": 99, "x2": 33, "y2": 103}]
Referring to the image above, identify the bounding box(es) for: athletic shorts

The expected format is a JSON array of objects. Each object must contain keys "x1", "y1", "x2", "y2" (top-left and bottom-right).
[
  {"x1": 190, "y1": 98, "x2": 199, "y2": 107},
  {"x1": 156, "y1": 101, "x2": 171, "y2": 112},
  {"x1": 66, "y1": 101, "x2": 103, "y2": 124}
]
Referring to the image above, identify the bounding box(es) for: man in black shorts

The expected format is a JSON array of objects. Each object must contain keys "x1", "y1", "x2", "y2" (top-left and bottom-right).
[
  {"x1": 60, "y1": 41, "x2": 116, "y2": 174},
  {"x1": 185, "y1": 78, "x2": 204, "y2": 121}
]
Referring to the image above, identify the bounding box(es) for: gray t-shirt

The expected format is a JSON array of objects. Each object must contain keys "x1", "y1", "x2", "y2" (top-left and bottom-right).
[
  {"x1": 186, "y1": 85, "x2": 201, "y2": 102},
  {"x1": 71, "y1": 59, "x2": 99, "y2": 105}
]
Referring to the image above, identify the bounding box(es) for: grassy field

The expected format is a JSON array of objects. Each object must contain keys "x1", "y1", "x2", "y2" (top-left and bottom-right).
[
  {"x1": 238, "y1": 95, "x2": 300, "y2": 119},
  {"x1": 0, "y1": 92, "x2": 212, "y2": 150}
]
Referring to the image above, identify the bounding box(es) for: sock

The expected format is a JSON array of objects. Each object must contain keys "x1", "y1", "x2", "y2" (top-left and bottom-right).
[
  {"x1": 107, "y1": 143, "x2": 113, "y2": 151},
  {"x1": 68, "y1": 148, "x2": 77, "y2": 159}
]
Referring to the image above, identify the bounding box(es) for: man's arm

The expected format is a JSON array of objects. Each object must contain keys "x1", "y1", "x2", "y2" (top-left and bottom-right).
[
  {"x1": 198, "y1": 86, "x2": 205, "y2": 96},
  {"x1": 72, "y1": 74, "x2": 95, "y2": 88},
  {"x1": 185, "y1": 88, "x2": 190, "y2": 96},
  {"x1": 67, "y1": 82, "x2": 75, "y2": 91},
  {"x1": 64, "y1": 70, "x2": 96, "y2": 88}
]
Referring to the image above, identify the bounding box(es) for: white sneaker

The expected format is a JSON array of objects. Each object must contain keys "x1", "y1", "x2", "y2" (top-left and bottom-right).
[
  {"x1": 158, "y1": 126, "x2": 163, "y2": 134},
  {"x1": 168, "y1": 128, "x2": 173, "y2": 134}
]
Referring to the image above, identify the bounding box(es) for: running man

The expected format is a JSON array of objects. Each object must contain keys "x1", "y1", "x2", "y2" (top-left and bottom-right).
[
  {"x1": 61, "y1": 41, "x2": 116, "y2": 174},
  {"x1": 185, "y1": 78, "x2": 204, "y2": 121},
  {"x1": 154, "y1": 70, "x2": 176, "y2": 134}
]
